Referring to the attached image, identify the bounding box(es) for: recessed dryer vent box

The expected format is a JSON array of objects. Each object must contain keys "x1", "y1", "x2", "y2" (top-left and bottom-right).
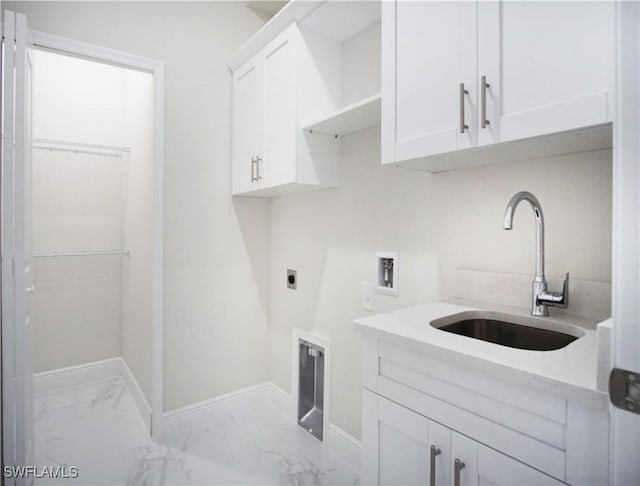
[{"x1": 376, "y1": 251, "x2": 398, "y2": 296}]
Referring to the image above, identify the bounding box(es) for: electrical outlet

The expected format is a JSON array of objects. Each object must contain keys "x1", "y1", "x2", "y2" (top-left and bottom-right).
[
  {"x1": 362, "y1": 282, "x2": 374, "y2": 311},
  {"x1": 287, "y1": 269, "x2": 297, "y2": 290}
]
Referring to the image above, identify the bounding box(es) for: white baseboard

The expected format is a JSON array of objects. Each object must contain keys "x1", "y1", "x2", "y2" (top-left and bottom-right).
[
  {"x1": 268, "y1": 381, "x2": 295, "y2": 420},
  {"x1": 34, "y1": 357, "x2": 152, "y2": 432},
  {"x1": 160, "y1": 381, "x2": 361, "y2": 471},
  {"x1": 326, "y1": 423, "x2": 362, "y2": 471},
  {"x1": 34, "y1": 357, "x2": 122, "y2": 397},
  {"x1": 121, "y1": 359, "x2": 152, "y2": 432},
  {"x1": 161, "y1": 382, "x2": 273, "y2": 438}
]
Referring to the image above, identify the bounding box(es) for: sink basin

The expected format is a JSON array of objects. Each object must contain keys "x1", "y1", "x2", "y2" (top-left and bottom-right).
[{"x1": 430, "y1": 311, "x2": 584, "y2": 351}]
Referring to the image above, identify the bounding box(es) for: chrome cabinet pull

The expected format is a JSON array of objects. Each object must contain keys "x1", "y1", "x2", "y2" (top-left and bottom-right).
[
  {"x1": 255, "y1": 155, "x2": 263, "y2": 180},
  {"x1": 459, "y1": 83, "x2": 469, "y2": 134},
  {"x1": 251, "y1": 155, "x2": 263, "y2": 182},
  {"x1": 454, "y1": 458, "x2": 465, "y2": 486},
  {"x1": 430, "y1": 445, "x2": 441, "y2": 486},
  {"x1": 250, "y1": 156, "x2": 257, "y2": 182},
  {"x1": 481, "y1": 75, "x2": 490, "y2": 129}
]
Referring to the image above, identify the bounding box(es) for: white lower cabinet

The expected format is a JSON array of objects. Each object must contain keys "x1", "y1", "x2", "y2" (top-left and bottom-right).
[
  {"x1": 370, "y1": 392, "x2": 562, "y2": 486},
  {"x1": 360, "y1": 338, "x2": 610, "y2": 486}
]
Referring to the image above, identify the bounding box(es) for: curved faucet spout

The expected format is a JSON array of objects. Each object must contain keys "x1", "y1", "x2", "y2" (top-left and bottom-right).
[
  {"x1": 503, "y1": 191, "x2": 568, "y2": 317},
  {"x1": 503, "y1": 191, "x2": 545, "y2": 281}
]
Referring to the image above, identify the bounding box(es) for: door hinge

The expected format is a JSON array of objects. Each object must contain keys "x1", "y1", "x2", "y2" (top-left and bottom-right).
[{"x1": 610, "y1": 367, "x2": 640, "y2": 414}]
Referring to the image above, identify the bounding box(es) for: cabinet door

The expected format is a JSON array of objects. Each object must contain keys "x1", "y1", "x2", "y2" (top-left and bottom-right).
[
  {"x1": 382, "y1": 0, "x2": 476, "y2": 164},
  {"x1": 378, "y1": 396, "x2": 430, "y2": 485},
  {"x1": 377, "y1": 396, "x2": 452, "y2": 486},
  {"x1": 451, "y1": 432, "x2": 564, "y2": 486},
  {"x1": 232, "y1": 57, "x2": 262, "y2": 195},
  {"x1": 451, "y1": 432, "x2": 479, "y2": 486},
  {"x1": 478, "y1": 0, "x2": 614, "y2": 145},
  {"x1": 260, "y1": 27, "x2": 297, "y2": 189}
]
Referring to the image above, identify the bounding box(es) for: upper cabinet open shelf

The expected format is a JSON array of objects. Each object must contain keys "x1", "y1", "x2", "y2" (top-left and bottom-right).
[
  {"x1": 302, "y1": 93, "x2": 381, "y2": 137},
  {"x1": 296, "y1": 2, "x2": 381, "y2": 138},
  {"x1": 298, "y1": 0, "x2": 380, "y2": 42}
]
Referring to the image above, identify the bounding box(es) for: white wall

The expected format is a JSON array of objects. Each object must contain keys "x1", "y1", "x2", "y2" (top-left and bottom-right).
[
  {"x1": 269, "y1": 127, "x2": 612, "y2": 441},
  {"x1": 33, "y1": 50, "x2": 126, "y2": 146},
  {"x1": 5, "y1": 1, "x2": 270, "y2": 410}
]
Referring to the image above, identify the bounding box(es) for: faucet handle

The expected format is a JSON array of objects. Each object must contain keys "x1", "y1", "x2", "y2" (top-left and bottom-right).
[{"x1": 538, "y1": 272, "x2": 569, "y2": 309}]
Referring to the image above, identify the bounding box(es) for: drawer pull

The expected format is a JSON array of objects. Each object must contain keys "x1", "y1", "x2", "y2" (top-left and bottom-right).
[
  {"x1": 454, "y1": 458, "x2": 466, "y2": 486},
  {"x1": 430, "y1": 445, "x2": 441, "y2": 486}
]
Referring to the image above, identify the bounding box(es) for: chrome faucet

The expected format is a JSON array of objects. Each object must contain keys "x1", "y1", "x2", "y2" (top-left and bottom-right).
[{"x1": 503, "y1": 191, "x2": 569, "y2": 317}]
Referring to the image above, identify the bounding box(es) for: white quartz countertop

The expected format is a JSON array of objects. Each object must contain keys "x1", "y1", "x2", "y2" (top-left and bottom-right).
[{"x1": 354, "y1": 299, "x2": 609, "y2": 407}]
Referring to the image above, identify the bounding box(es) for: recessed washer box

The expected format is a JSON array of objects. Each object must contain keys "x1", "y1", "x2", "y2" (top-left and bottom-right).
[{"x1": 376, "y1": 251, "x2": 398, "y2": 296}]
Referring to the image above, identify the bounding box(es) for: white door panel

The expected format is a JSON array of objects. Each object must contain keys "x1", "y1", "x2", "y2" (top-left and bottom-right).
[
  {"x1": 2, "y1": 9, "x2": 35, "y2": 476},
  {"x1": 481, "y1": 0, "x2": 613, "y2": 143},
  {"x1": 232, "y1": 59, "x2": 262, "y2": 195},
  {"x1": 2, "y1": 11, "x2": 18, "y2": 471},
  {"x1": 394, "y1": 1, "x2": 476, "y2": 161},
  {"x1": 611, "y1": 1, "x2": 640, "y2": 483},
  {"x1": 384, "y1": 0, "x2": 476, "y2": 164},
  {"x1": 378, "y1": 396, "x2": 430, "y2": 486},
  {"x1": 262, "y1": 32, "x2": 296, "y2": 189}
]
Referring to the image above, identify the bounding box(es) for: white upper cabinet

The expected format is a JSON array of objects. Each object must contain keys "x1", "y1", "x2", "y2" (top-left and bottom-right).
[
  {"x1": 230, "y1": 1, "x2": 381, "y2": 197},
  {"x1": 232, "y1": 57, "x2": 262, "y2": 194},
  {"x1": 382, "y1": 0, "x2": 614, "y2": 171},
  {"x1": 231, "y1": 24, "x2": 340, "y2": 197},
  {"x1": 382, "y1": 1, "x2": 476, "y2": 163},
  {"x1": 478, "y1": 0, "x2": 614, "y2": 146},
  {"x1": 261, "y1": 30, "x2": 297, "y2": 188}
]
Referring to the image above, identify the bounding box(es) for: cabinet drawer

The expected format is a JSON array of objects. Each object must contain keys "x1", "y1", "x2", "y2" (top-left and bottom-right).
[
  {"x1": 378, "y1": 342, "x2": 567, "y2": 424},
  {"x1": 379, "y1": 359, "x2": 566, "y2": 449}
]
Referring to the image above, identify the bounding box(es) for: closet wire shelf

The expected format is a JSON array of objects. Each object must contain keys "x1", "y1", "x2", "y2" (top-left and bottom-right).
[
  {"x1": 33, "y1": 250, "x2": 130, "y2": 259},
  {"x1": 32, "y1": 138, "x2": 132, "y2": 259},
  {"x1": 33, "y1": 138, "x2": 130, "y2": 158}
]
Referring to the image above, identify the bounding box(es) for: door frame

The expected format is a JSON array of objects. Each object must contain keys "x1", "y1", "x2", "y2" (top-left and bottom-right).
[
  {"x1": 610, "y1": 0, "x2": 640, "y2": 482},
  {"x1": 29, "y1": 30, "x2": 165, "y2": 439}
]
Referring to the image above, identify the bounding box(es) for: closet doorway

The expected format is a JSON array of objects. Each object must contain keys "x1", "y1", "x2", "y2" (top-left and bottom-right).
[{"x1": 27, "y1": 32, "x2": 164, "y2": 445}]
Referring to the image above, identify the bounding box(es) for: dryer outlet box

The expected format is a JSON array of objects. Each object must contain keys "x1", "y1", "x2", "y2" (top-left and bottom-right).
[{"x1": 287, "y1": 269, "x2": 297, "y2": 290}]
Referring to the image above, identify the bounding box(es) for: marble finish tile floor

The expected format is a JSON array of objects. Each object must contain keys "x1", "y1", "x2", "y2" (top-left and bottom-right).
[{"x1": 34, "y1": 377, "x2": 359, "y2": 485}]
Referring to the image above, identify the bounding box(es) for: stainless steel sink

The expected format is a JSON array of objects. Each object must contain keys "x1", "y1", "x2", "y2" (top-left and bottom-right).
[{"x1": 430, "y1": 311, "x2": 584, "y2": 351}]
